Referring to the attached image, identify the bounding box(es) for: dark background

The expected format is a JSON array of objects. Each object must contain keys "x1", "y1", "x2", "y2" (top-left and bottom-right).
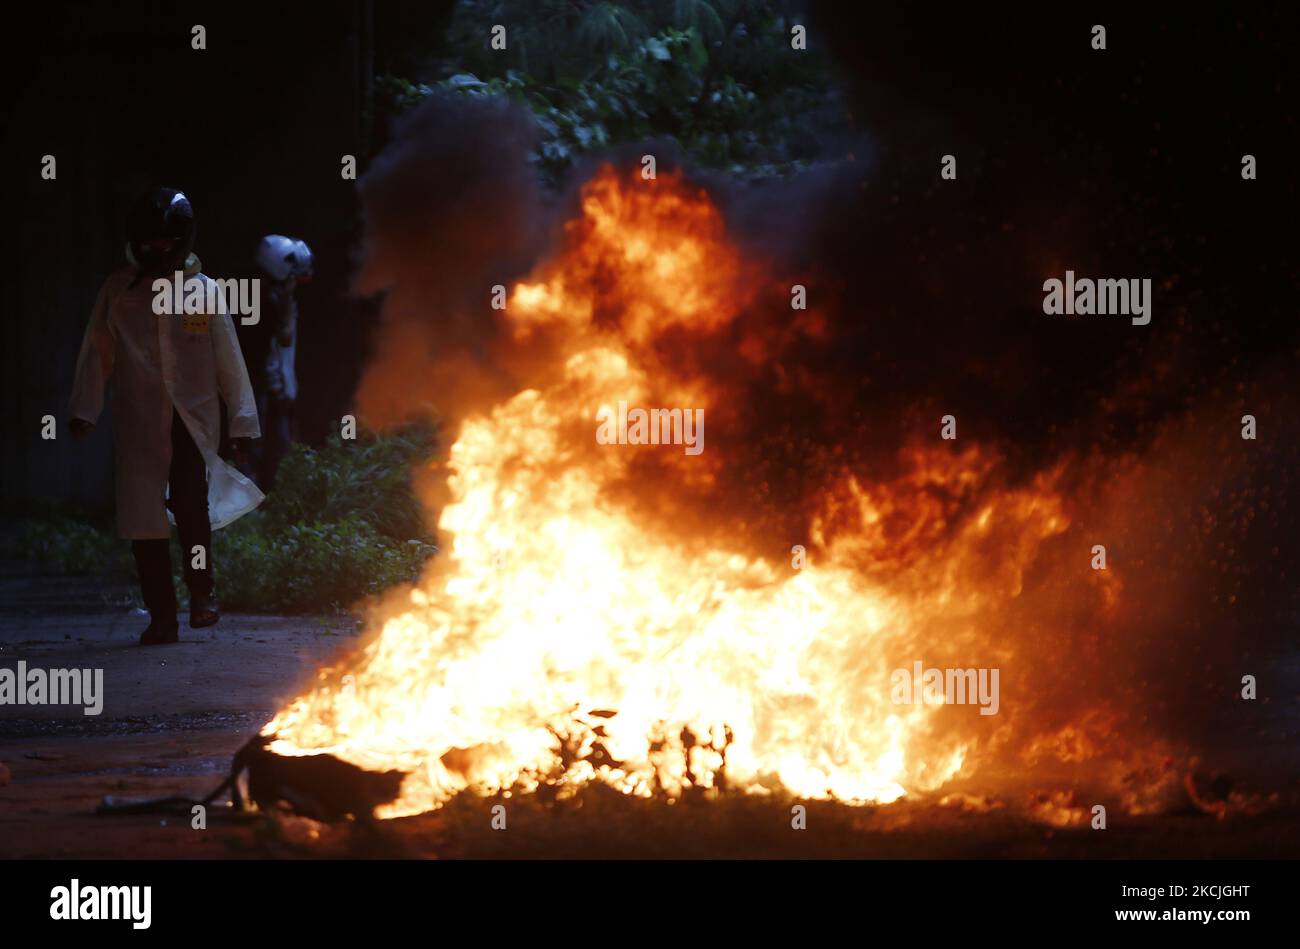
[
  {"x1": 811, "y1": 3, "x2": 1298, "y2": 460},
  {"x1": 0, "y1": 1, "x2": 1295, "y2": 517}
]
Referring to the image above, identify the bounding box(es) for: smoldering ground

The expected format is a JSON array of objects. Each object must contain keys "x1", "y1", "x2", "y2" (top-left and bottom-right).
[{"x1": 349, "y1": 86, "x2": 1297, "y2": 801}]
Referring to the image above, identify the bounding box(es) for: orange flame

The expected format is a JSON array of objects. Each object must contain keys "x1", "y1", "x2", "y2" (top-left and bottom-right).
[{"x1": 263, "y1": 167, "x2": 1073, "y2": 818}]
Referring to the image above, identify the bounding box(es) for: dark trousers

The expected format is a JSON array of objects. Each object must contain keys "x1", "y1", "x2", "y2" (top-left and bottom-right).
[
  {"x1": 255, "y1": 390, "x2": 294, "y2": 491},
  {"x1": 131, "y1": 412, "x2": 212, "y2": 627}
]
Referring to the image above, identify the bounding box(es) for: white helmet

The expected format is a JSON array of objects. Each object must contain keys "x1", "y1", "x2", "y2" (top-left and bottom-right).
[{"x1": 256, "y1": 234, "x2": 314, "y2": 281}]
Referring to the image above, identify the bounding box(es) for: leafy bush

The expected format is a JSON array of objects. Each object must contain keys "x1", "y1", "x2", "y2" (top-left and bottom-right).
[
  {"x1": 218, "y1": 511, "x2": 436, "y2": 613},
  {"x1": 256, "y1": 425, "x2": 435, "y2": 544},
  {"x1": 3, "y1": 517, "x2": 135, "y2": 580},
  {"x1": 2, "y1": 425, "x2": 440, "y2": 615},
  {"x1": 217, "y1": 424, "x2": 439, "y2": 611},
  {"x1": 376, "y1": 1, "x2": 840, "y2": 182}
]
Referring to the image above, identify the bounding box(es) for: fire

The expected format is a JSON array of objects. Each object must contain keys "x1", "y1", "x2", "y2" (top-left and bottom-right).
[{"x1": 263, "y1": 166, "x2": 1072, "y2": 818}]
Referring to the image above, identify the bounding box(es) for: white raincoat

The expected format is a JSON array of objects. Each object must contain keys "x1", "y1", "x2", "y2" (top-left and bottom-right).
[{"x1": 69, "y1": 253, "x2": 264, "y2": 539}]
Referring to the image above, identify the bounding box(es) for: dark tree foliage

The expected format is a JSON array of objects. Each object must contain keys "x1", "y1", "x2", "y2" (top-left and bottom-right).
[{"x1": 376, "y1": 0, "x2": 845, "y2": 181}]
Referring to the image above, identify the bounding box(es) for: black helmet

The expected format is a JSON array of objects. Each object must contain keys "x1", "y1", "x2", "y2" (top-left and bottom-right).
[{"x1": 128, "y1": 187, "x2": 196, "y2": 275}]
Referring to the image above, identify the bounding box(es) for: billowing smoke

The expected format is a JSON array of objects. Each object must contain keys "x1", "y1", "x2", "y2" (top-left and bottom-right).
[
  {"x1": 347, "y1": 91, "x2": 1297, "y2": 808},
  {"x1": 353, "y1": 93, "x2": 550, "y2": 428}
]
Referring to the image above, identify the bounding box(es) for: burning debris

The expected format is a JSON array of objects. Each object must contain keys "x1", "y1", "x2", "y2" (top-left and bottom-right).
[
  {"x1": 99, "y1": 735, "x2": 406, "y2": 824},
  {"x1": 260, "y1": 159, "x2": 1009, "y2": 815},
  {"x1": 230, "y1": 736, "x2": 406, "y2": 823},
  {"x1": 236, "y1": 94, "x2": 1295, "y2": 825}
]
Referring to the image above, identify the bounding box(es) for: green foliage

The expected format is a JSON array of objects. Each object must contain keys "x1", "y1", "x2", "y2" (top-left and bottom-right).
[
  {"x1": 217, "y1": 511, "x2": 436, "y2": 614},
  {"x1": 257, "y1": 424, "x2": 435, "y2": 545},
  {"x1": 214, "y1": 423, "x2": 440, "y2": 611},
  {"x1": 3, "y1": 425, "x2": 440, "y2": 615},
  {"x1": 2, "y1": 517, "x2": 135, "y2": 580},
  {"x1": 376, "y1": 0, "x2": 838, "y2": 182}
]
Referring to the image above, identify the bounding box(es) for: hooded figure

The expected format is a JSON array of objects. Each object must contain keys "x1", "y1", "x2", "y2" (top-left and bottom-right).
[{"x1": 69, "y1": 187, "x2": 263, "y2": 645}]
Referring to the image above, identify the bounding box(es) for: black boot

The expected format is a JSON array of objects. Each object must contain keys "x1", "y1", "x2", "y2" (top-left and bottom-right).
[
  {"x1": 189, "y1": 588, "x2": 220, "y2": 628},
  {"x1": 139, "y1": 620, "x2": 180, "y2": 646},
  {"x1": 132, "y1": 539, "x2": 180, "y2": 646}
]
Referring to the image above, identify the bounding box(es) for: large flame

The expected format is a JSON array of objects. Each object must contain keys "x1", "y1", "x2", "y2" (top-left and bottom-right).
[{"x1": 264, "y1": 166, "x2": 1077, "y2": 818}]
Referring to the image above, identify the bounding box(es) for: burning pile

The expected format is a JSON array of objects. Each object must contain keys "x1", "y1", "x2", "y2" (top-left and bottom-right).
[
  {"x1": 259, "y1": 162, "x2": 1107, "y2": 820},
  {"x1": 246, "y1": 91, "x2": 1287, "y2": 825}
]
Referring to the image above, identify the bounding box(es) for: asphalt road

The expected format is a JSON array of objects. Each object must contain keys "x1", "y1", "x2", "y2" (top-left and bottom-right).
[
  {"x1": 1, "y1": 563, "x2": 1297, "y2": 859},
  {"x1": 0, "y1": 562, "x2": 359, "y2": 857}
]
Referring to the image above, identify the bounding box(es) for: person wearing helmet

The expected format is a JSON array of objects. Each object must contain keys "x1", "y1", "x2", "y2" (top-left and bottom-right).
[
  {"x1": 69, "y1": 187, "x2": 264, "y2": 645},
  {"x1": 245, "y1": 234, "x2": 312, "y2": 490}
]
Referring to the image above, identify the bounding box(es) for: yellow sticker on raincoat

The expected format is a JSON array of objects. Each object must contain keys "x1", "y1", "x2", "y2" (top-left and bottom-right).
[{"x1": 182, "y1": 313, "x2": 211, "y2": 334}]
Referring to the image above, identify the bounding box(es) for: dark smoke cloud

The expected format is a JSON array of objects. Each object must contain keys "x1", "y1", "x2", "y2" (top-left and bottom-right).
[
  {"x1": 352, "y1": 66, "x2": 1297, "y2": 798},
  {"x1": 353, "y1": 93, "x2": 551, "y2": 427}
]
